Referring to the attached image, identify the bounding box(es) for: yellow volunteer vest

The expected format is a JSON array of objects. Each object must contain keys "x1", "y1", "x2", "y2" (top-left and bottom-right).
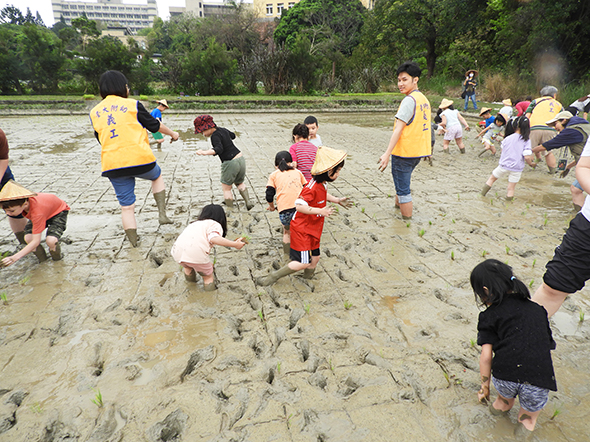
[
  {"x1": 529, "y1": 96, "x2": 562, "y2": 128},
  {"x1": 392, "y1": 90, "x2": 432, "y2": 158},
  {"x1": 90, "y1": 96, "x2": 156, "y2": 173}
]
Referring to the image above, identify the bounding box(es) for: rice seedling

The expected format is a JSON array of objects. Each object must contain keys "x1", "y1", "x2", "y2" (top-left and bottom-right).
[
  {"x1": 451, "y1": 251, "x2": 455, "y2": 260},
  {"x1": 361, "y1": 207, "x2": 365, "y2": 213},
  {"x1": 428, "y1": 220, "x2": 432, "y2": 226},
  {"x1": 447, "y1": 230, "x2": 453, "y2": 235},
  {"x1": 286, "y1": 413, "x2": 293, "y2": 429},
  {"x1": 579, "y1": 308, "x2": 585, "y2": 323},
  {"x1": 258, "y1": 310, "x2": 266, "y2": 323},
  {"x1": 418, "y1": 229, "x2": 425, "y2": 237},
  {"x1": 30, "y1": 402, "x2": 43, "y2": 414},
  {"x1": 481, "y1": 250, "x2": 488, "y2": 258},
  {"x1": 452, "y1": 219, "x2": 455, "y2": 224},
  {"x1": 91, "y1": 388, "x2": 103, "y2": 408},
  {"x1": 19, "y1": 275, "x2": 31, "y2": 286},
  {"x1": 344, "y1": 301, "x2": 352, "y2": 310},
  {"x1": 490, "y1": 198, "x2": 494, "y2": 205},
  {"x1": 529, "y1": 279, "x2": 534, "y2": 288},
  {"x1": 532, "y1": 259, "x2": 537, "y2": 268},
  {"x1": 550, "y1": 407, "x2": 561, "y2": 420},
  {"x1": 505, "y1": 245, "x2": 510, "y2": 255},
  {"x1": 277, "y1": 362, "x2": 281, "y2": 374},
  {"x1": 304, "y1": 303, "x2": 310, "y2": 314},
  {"x1": 240, "y1": 234, "x2": 251, "y2": 244},
  {"x1": 1, "y1": 291, "x2": 7, "y2": 306},
  {"x1": 457, "y1": 194, "x2": 460, "y2": 201},
  {"x1": 329, "y1": 358, "x2": 335, "y2": 373},
  {"x1": 470, "y1": 338, "x2": 476, "y2": 348},
  {"x1": 406, "y1": 222, "x2": 411, "y2": 228},
  {"x1": 391, "y1": 246, "x2": 394, "y2": 255}
]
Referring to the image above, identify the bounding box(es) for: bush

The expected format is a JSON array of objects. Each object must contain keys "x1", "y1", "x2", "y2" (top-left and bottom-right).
[{"x1": 480, "y1": 72, "x2": 536, "y2": 103}]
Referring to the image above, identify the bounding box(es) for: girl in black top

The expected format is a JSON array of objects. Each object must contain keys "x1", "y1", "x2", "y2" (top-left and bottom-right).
[
  {"x1": 471, "y1": 259, "x2": 556, "y2": 433},
  {"x1": 193, "y1": 115, "x2": 254, "y2": 210}
]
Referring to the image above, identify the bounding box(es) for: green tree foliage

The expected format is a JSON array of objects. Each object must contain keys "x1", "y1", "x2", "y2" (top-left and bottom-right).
[
  {"x1": 274, "y1": 0, "x2": 366, "y2": 56},
  {"x1": 0, "y1": 24, "x2": 24, "y2": 93},
  {"x1": 20, "y1": 24, "x2": 65, "y2": 92},
  {"x1": 77, "y1": 36, "x2": 137, "y2": 86},
  {"x1": 0, "y1": 5, "x2": 25, "y2": 25}
]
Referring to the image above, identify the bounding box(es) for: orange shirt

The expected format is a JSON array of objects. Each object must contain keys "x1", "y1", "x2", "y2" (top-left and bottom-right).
[
  {"x1": 266, "y1": 169, "x2": 307, "y2": 212},
  {"x1": 23, "y1": 193, "x2": 70, "y2": 234}
]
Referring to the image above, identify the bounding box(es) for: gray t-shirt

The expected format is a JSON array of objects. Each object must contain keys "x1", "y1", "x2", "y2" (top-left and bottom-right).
[{"x1": 395, "y1": 96, "x2": 416, "y2": 124}]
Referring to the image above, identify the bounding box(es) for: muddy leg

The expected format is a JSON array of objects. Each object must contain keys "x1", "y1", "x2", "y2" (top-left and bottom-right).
[{"x1": 517, "y1": 407, "x2": 542, "y2": 431}]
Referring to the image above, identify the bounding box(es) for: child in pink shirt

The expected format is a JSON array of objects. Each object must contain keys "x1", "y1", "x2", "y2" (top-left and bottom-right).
[{"x1": 289, "y1": 123, "x2": 317, "y2": 181}]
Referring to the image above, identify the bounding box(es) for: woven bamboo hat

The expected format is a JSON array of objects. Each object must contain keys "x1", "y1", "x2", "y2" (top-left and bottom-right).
[
  {"x1": 465, "y1": 69, "x2": 478, "y2": 77},
  {"x1": 479, "y1": 107, "x2": 492, "y2": 116},
  {"x1": 156, "y1": 99, "x2": 169, "y2": 108},
  {"x1": 0, "y1": 180, "x2": 36, "y2": 202},
  {"x1": 310, "y1": 146, "x2": 347, "y2": 175},
  {"x1": 439, "y1": 98, "x2": 454, "y2": 109},
  {"x1": 502, "y1": 98, "x2": 512, "y2": 106}
]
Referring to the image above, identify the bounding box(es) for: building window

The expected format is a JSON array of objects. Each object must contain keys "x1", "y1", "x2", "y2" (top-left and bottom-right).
[
  {"x1": 277, "y1": 3, "x2": 284, "y2": 14},
  {"x1": 63, "y1": 4, "x2": 69, "y2": 9},
  {"x1": 266, "y1": 4, "x2": 273, "y2": 15},
  {"x1": 288, "y1": 2, "x2": 295, "y2": 8}
]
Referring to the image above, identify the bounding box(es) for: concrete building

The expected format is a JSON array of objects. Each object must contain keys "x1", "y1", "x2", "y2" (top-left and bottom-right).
[
  {"x1": 51, "y1": 0, "x2": 157, "y2": 34},
  {"x1": 169, "y1": 0, "x2": 249, "y2": 18},
  {"x1": 252, "y1": 0, "x2": 373, "y2": 20}
]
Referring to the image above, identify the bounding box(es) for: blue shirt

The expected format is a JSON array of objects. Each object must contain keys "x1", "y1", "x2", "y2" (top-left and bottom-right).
[
  {"x1": 150, "y1": 108, "x2": 162, "y2": 121},
  {"x1": 485, "y1": 116, "x2": 495, "y2": 127}
]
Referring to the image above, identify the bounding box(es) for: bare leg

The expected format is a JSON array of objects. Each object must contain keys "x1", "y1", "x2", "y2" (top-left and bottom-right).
[
  {"x1": 492, "y1": 395, "x2": 515, "y2": 412},
  {"x1": 221, "y1": 183, "x2": 233, "y2": 201},
  {"x1": 202, "y1": 272, "x2": 215, "y2": 285},
  {"x1": 282, "y1": 226, "x2": 290, "y2": 244},
  {"x1": 400, "y1": 201, "x2": 412, "y2": 219},
  {"x1": 151, "y1": 175, "x2": 165, "y2": 193},
  {"x1": 546, "y1": 152, "x2": 557, "y2": 169},
  {"x1": 532, "y1": 282, "x2": 569, "y2": 317},
  {"x1": 394, "y1": 195, "x2": 400, "y2": 208},
  {"x1": 506, "y1": 182, "x2": 517, "y2": 198},
  {"x1": 121, "y1": 204, "x2": 137, "y2": 230},
  {"x1": 518, "y1": 407, "x2": 542, "y2": 431},
  {"x1": 8, "y1": 217, "x2": 27, "y2": 234},
  {"x1": 443, "y1": 139, "x2": 450, "y2": 153},
  {"x1": 571, "y1": 185, "x2": 584, "y2": 209},
  {"x1": 456, "y1": 137, "x2": 466, "y2": 153},
  {"x1": 485, "y1": 175, "x2": 498, "y2": 187}
]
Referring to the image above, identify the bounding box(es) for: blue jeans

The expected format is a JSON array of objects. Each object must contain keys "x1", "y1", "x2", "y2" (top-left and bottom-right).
[
  {"x1": 391, "y1": 156, "x2": 421, "y2": 203},
  {"x1": 464, "y1": 93, "x2": 477, "y2": 110},
  {"x1": 108, "y1": 164, "x2": 162, "y2": 206}
]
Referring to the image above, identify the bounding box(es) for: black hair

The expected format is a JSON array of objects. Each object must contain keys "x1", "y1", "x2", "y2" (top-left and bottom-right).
[
  {"x1": 312, "y1": 160, "x2": 345, "y2": 183},
  {"x1": 434, "y1": 114, "x2": 442, "y2": 124},
  {"x1": 304, "y1": 116, "x2": 318, "y2": 126},
  {"x1": 512, "y1": 116, "x2": 531, "y2": 141},
  {"x1": 565, "y1": 106, "x2": 579, "y2": 116},
  {"x1": 275, "y1": 151, "x2": 294, "y2": 172},
  {"x1": 1, "y1": 198, "x2": 27, "y2": 209},
  {"x1": 504, "y1": 118, "x2": 516, "y2": 138},
  {"x1": 197, "y1": 204, "x2": 227, "y2": 237},
  {"x1": 98, "y1": 70, "x2": 129, "y2": 99},
  {"x1": 292, "y1": 123, "x2": 309, "y2": 140},
  {"x1": 470, "y1": 259, "x2": 530, "y2": 307},
  {"x1": 525, "y1": 96, "x2": 533, "y2": 101},
  {"x1": 495, "y1": 114, "x2": 507, "y2": 126},
  {"x1": 396, "y1": 61, "x2": 421, "y2": 78}
]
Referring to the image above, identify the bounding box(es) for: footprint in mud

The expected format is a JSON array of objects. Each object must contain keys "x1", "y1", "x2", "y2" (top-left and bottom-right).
[
  {"x1": 228, "y1": 265, "x2": 239, "y2": 276},
  {"x1": 343, "y1": 217, "x2": 352, "y2": 227},
  {"x1": 252, "y1": 213, "x2": 261, "y2": 223},
  {"x1": 366, "y1": 258, "x2": 387, "y2": 273},
  {"x1": 336, "y1": 269, "x2": 348, "y2": 282},
  {"x1": 232, "y1": 220, "x2": 239, "y2": 228},
  {"x1": 252, "y1": 259, "x2": 262, "y2": 270}
]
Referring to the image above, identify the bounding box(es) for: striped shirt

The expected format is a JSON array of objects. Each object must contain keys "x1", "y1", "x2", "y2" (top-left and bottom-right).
[{"x1": 289, "y1": 140, "x2": 317, "y2": 181}]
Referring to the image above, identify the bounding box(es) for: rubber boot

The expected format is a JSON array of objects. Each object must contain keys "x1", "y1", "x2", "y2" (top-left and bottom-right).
[
  {"x1": 548, "y1": 166, "x2": 557, "y2": 174},
  {"x1": 282, "y1": 242, "x2": 291, "y2": 255},
  {"x1": 303, "y1": 268, "x2": 315, "y2": 279},
  {"x1": 459, "y1": 147, "x2": 465, "y2": 154},
  {"x1": 49, "y1": 243, "x2": 62, "y2": 261},
  {"x1": 153, "y1": 190, "x2": 173, "y2": 225},
  {"x1": 239, "y1": 188, "x2": 254, "y2": 211},
  {"x1": 184, "y1": 269, "x2": 197, "y2": 282},
  {"x1": 481, "y1": 184, "x2": 492, "y2": 196},
  {"x1": 34, "y1": 245, "x2": 48, "y2": 262},
  {"x1": 224, "y1": 198, "x2": 234, "y2": 208},
  {"x1": 256, "y1": 265, "x2": 296, "y2": 286},
  {"x1": 204, "y1": 282, "x2": 217, "y2": 291},
  {"x1": 125, "y1": 229, "x2": 139, "y2": 247},
  {"x1": 506, "y1": 196, "x2": 514, "y2": 202},
  {"x1": 14, "y1": 231, "x2": 26, "y2": 245},
  {"x1": 478, "y1": 148, "x2": 487, "y2": 157}
]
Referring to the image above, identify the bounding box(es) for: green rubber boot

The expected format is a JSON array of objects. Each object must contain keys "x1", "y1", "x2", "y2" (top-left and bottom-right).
[
  {"x1": 481, "y1": 184, "x2": 492, "y2": 196},
  {"x1": 239, "y1": 189, "x2": 254, "y2": 211},
  {"x1": 125, "y1": 229, "x2": 139, "y2": 247},
  {"x1": 203, "y1": 282, "x2": 217, "y2": 291},
  {"x1": 14, "y1": 231, "x2": 26, "y2": 245},
  {"x1": 49, "y1": 243, "x2": 62, "y2": 261},
  {"x1": 184, "y1": 269, "x2": 197, "y2": 282},
  {"x1": 256, "y1": 265, "x2": 296, "y2": 286},
  {"x1": 282, "y1": 242, "x2": 291, "y2": 255},
  {"x1": 303, "y1": 268, "x2": 315, "y2": 279},
  {"x1": 153, "y1": 190, "x2": 173, "y2": 225},
  {"x1": 224, "y1": 198, "x2": 234, "y2": 208},
  {"x1": 34, "y1": 245, "x2": 48, "y2": 262}
]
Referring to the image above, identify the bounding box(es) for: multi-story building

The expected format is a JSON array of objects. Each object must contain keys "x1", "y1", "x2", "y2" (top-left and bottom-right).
[
  {"x1": 51, "y1": 0, "x2": 158, "y2": 34},
  {"x1": 252, "y1": 0, "x2": 373, "y2": 20},
  {"x1": 170, "y1": 0, "x2": 251, "y2": 18}
]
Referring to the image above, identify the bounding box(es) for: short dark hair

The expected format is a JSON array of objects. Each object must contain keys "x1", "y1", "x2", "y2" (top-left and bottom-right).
[
  {"x1": 304, "y1": 116, "x2": 318, "y2": 126},
  {"x1": 99, "y1": 70, "x2": 129, "y2": 99},
  {"x1": 495, "y1": 114, "x2": 507, "y2": 125},
  {"x1": 470, "y1": 259, "x2": 530, "y2": 307},
  {"x1": 312, "y1": 160, "x2": 345, "y2": 183},
  {"x1": 397, "y1": 61, "x2": 421, "y2": 78},
  {"x1": 197, "y1": 204, "x2": 227, "y2": 237},
  {"x1": 275, "y1": 151, "x2": 294, "y2": 172},
  {"x1": 1, "y1": 198, "x2": 27, "y2": 209},
  {"x1": 292, "y1": 123, "x2": 309, "y2": 140}
]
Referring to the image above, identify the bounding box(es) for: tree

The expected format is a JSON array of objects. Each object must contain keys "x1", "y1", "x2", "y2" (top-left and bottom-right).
[
  {"x1": 0, "y1": 24, "x2": 24, "y2": 93},
  {"x1": 0, "y1": 5, "x2": 24, "y2": 25},
  {"x1": 77, "y1": 36, "x2": 137, "y2": 86},
  {"x1": 20, "y1": 24, "x2": 65, "y2": 92}
]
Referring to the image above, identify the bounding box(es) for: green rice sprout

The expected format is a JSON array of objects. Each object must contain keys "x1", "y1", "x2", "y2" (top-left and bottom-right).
[
  {"x1": 579, "y1": 308, "x2": 585, "y2": 323},
  {"x1": 529, "y1": 279, "x2": 534, "y2": 288},
  {"x1": 19, "y1": 275, "x2": 31, "y2": 286},
  {"x1": 406, "y1": 222, "x2": 411, "y2": 228},
  {"x1": 258, "y1": 310, "x2": 265, "y2": 322},
  {"x1": 30, "y1": 402, "x2": 43, "y2": 414},
  {"x1": 329, "y1": 358, "x2": 335, "y2": 373},
  {"x1": 470, "y1": 338, "x2": 476, "y2": 348},
  {"x1": 532, "y1": 259, "x2": 537, "y2": 268},
  {"x1": 361, "y1": 207, "x2": 365, "y2": 213},
  {"x1": 481, "y1": 250, "x2": 488, "y2": 258},
  {"x1": 1, "y1": 292, "x2": 7, "y2": 306},
  {"x1": 344, "y1": 301, "x2": 352, "y2": 310},
  {"x1": 505, "y1": 245, "x2": 510, "y2": 255},
  {"x1": 91, "y1": 388, "x2": 103, "y2": 408},
  {"x1": 277, "y1": 362, "x2": 281, "y2": 374},
  {"x1": 550, "y1": 407, "x2": 561, "y2": 420},
  {"x1": 457, "y1": 194, "x2": 460, "y2": 201},
  {"x1": 391, "y1": 246, "x2": 394, "y2": 255},
  {"x1": 490, "y1": 198, "x2": 494, "y2": 205},
  {"x1": 447, "y1": 230, "x2": 453, "y2": 235},
  {"x1": 452, "y1": 219, "x2": 455, "y2": 224},
  {"x1": 428, "y1": 220, "x2": 432, "y2": 226},
  {"x1": 304, "y1": 303, "x2": 310, "y2": 314},
  {"x1": 418, "y1": 229, "x2": 425, "y2": 237},
  {"x1": 450, "y1": 251, "x2": 455, "y2": 260}
]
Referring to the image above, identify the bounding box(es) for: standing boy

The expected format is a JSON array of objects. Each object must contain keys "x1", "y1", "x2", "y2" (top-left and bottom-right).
[
  {"x1": 150, "y1": 99, "x2": 169, "y2": 148},
  {"x1": 1, "y1": 181, "x2": 70, "y2": 265},
  {"x1": 378, "y1": 61, "x2": 431, "y2": 220},
  {"x1": 304, "y1": 116, "x2": 322, "y2": 147}
]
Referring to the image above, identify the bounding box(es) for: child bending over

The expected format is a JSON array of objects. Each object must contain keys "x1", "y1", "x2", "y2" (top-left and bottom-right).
[
  {"x1": 471, "y1": 259, "x2": 556, "y2": 434},
  {"x1": 266, "y1": 151, "x2": 307, "y2": 254},
  {"x1": 477, "y1": 113, "x2": 507, "y2": 156},
  {"x1": 256, "y1": 146, "x2": 351, "y2": 286},
  {"x1": 171, "y1": 204, "x2": 245, "y2": 291}
]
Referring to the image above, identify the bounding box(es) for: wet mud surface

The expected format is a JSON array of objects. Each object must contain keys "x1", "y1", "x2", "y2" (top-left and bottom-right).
[{"x1": 0, "y1": 113, "x2": 589, "y2": 441}]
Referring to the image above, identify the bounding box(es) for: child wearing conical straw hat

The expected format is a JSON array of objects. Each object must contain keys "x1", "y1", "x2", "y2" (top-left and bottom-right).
[{"x1": 256, "y1": 146, "x2": 352, "y2": 286}]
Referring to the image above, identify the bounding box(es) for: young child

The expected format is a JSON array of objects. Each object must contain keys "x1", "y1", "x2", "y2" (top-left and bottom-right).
[
  {"x1": 1, "y1": 128, "x2": 27, "y2": 245},
  {"x1": 304, "y1": 115, "x2": 322, "y2": 147},
  {"x1": 171, "y1": 204, "x2": 245, "y2": 291},
  {"x1": 150, "y1": 99, "x2": 169, "y2": 148},
  {"x1": 471, "y1": 259, "x2": 557, "y2": 434},
  {"x1": 194, "y1": 115, "x2": 254, "y2": 210},
  {"x1": 1, "y1": 180, "x2": 70, "y2": 265},
  {"x1": 477, "y1": 113, "x2": 508, "y2": 156},
  {"x1": 256, "y1": 146, "x2": 351, "y2": 286},
  {"x1": 439, "y1": 99, "x2": 470, "y2": 154},
  {"x1": 289, "y1": 123, "x2": 318, "y2": 182},
  {"x1": 479, "y1": 108, "x2": 495, "y2": 128},
  {"x1": 481, "y1": 116, "x2": 536, "y2": 200},
  {"x1": 500, "y1": 98, "x2": 513, "y2": 117},
  {"x1": 266, "y1": 151, "x2": 307, "y2": 254}
]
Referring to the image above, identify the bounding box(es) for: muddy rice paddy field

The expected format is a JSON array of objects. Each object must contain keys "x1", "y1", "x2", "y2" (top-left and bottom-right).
[{"x1": 0, "y1": 112, "x2": 589, "y2": 441}]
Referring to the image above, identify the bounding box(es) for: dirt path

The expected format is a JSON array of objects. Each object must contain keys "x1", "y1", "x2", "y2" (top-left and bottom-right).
[{"x1": 0, "y1": 113, "x2": 588, "y2": 441}]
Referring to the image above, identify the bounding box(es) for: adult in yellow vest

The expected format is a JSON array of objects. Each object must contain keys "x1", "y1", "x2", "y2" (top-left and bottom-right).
[
  {"x1": 378, "y1": 61, "x2": 431, "y2": 220},
  {"x1": 90, "y1": 70, "x2": 179, "y2": 247},
  {"x1": 525, "y1": 85, "x2": 563, "y2": 173}
]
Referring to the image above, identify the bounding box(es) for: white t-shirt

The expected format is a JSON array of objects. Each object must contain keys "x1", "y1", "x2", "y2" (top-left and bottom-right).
[
  {"x1": 500, "y1": 105, "x2": 513, "y2": 117},
  {"x1": 579, "y1": 137, "x2": 590, "y2": 220},
  {"x1": 309, "y1": 134, "x2": 322, "y2": 147},
  {"x1": 171, "y1": 219, "x2": 223, "y2": 264},
  {"x1": 442, "y1": 108, "x2": 460, "y2": 128}
]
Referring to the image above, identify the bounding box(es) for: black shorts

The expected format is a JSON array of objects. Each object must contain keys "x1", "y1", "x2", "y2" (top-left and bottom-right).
[
  {"x1": 24, "y1": 210, "x2": 68, "y2": 240},
  {"x1": 290, "y1": 247, "x2": 320, "y2": 263},
  {"x1": 544, "y1": 213, "x2": 590, "y2": 293}
]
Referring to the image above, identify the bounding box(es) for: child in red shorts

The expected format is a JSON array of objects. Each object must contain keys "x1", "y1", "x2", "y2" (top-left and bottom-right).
[
  {"x1": 256, "y1": 146, "x2": 352, "y2": 286},
  {"x1": 1, "y1": 180, "x2": 70, "y2": 265}
]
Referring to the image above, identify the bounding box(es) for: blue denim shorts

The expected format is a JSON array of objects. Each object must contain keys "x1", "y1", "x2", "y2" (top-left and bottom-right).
[
  {"x1": 279, "y1": 208, "x2": 296, "y2": 228},
  {"x1": 572, "y1": 179, "x2": 583, "y2": 191},
  {"x1": 492, "y1": 376, "x2": 549, "y2": 412},
  {"x1": 108, "y1": 164, "x2": 162, "y2": 206},
  {"x1": 391, "y1": 156, "x2": 421, "y2": 203}
]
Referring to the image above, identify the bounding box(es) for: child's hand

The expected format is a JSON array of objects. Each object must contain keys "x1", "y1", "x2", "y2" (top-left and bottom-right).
[
  {"x1": 234, "y1": 238, "x2": 246, "y2": 249},
  {"x1": 319, "y1": 207, "x2": 335, "y2": 217},
  {"x1": 195, "y1": 150, "x2": 207, "y2": 156},
  {"x1": 267, "y1": 204, "x2": 276, "y2": 212},
  {"x1": 170, "y1": 131, "x2": 179, "y2": 142},
  {"x1": 338, "y1": 197, "x2": 353, "y2": 209},
  {"x1": 1, "y1": 255, "x2": 15, "y2": 267},
  {"x1": 478, "y1": 385, "x2": 490, "y2": 404},
  {"x1": 377, "y1": 154, "x2": 390, "y2": 172},
  {"x1": 464, "y1": 126, "x2": 471, "y2": 131}
]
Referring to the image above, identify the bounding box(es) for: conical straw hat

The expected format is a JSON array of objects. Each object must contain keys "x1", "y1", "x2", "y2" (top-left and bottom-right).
[
  {"x1": 439, "y1": 98, "x2": 454, "y2": 109},
  {"x1": 502, "y1": 98, "x2": 512, "y2": 106},
  {"x1": 0, "y1": 180, "x2": 36, "y2": 202},
  {"x1": 310, "y1": 146, "x2": 347, "y2": 175},
  {"x1": 156, "y1": 99, "x2": 169, "y2": 108}
]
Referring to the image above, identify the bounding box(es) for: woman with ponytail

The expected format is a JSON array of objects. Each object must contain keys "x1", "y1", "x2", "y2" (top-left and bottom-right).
[
  {"x1": 470, "y1": 259, "x2": 557, "y2": 434},
  {"x1": 265, "y1": 151, "x2": 307, "y2": 254}
]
